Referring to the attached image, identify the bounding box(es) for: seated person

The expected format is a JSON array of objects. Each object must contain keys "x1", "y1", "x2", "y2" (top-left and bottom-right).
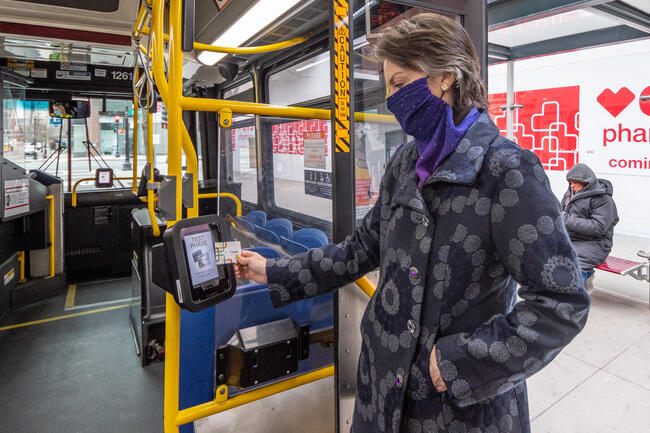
[{"x1": 561, "y1": 163, "x2": 619, "y2": 288}]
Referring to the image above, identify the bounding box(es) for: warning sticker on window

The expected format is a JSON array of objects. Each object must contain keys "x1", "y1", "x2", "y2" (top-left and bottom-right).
[
  {"x1": 4, "y1": 269, "x2": 15, "y2": 285},
  {"x1": 4, "y1": 179, "x2": 30, "y2": 218}
]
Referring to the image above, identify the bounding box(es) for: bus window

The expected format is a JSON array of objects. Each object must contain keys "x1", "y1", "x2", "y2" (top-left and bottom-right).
[
  {"x1": 223, "y1": 80, "x2": 257, "y2": 205},
  {"x1": 267, "y1": 118, "x2": 333, "y2": 222}
]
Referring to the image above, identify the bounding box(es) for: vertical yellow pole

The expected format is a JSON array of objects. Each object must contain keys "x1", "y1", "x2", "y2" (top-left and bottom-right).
[
  {"x1": 165, "y1": 0, "x2": 182, "y2": 432},
  {"x1": 147, "y1": 85, "x2": 160, "y2": 238},
  {"x1": 45, "y1": 195, "x2": 55, "y2": 279},
  {"x1": 132, "y1": 68, "x2": 140, "y2": 193},
  {"x1": 17, "y1": 251, "x2": 26, "y2": 282}
]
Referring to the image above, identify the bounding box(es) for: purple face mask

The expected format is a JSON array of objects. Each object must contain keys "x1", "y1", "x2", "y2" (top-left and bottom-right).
[
  {"x1": 386, "y1": 77, "x2": 480, "y2": 189},
  {"x1": 386, "y1": 77, "x2": 447, "y2": 141}
]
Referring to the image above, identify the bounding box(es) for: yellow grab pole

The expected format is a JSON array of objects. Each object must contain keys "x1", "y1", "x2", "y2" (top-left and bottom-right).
[
  {"x1": 174, "y1": 365, "x2": 334, "y2": 426},
  {"x1": 17, "y1": 251, "x2": 26, "y2": 282},
  {"x1": 164, "y1": 1, "x2": 183, "y2": 432},
  {"x1": 179, "y1": 97, "x2": 397, "y2": 124},
  {"x1": 356, "y1": 276, "x2": 376, "y2": 298},
  {"x1": 132, "y1": 68, "x2": 140, "y2": 194},
  {"x1": 71, "y1": 177, "x2": 135, "y2": 207},
  {"x1": 140, "y1": 27, "x2": 309, "y2": 55},
  {"x1": 45, "y1": 195, "x2": 55, "y2": 279},
  {"x1": 132, "y1": 3, "x2": 150, "y2": 39},
  {"x1": 150, "y1": 0, "x2": 197, "y2": 217},
  {"x1": 197, "y1": 193, "x2": 242, "y2": 217},
  {"x1": 147, "y1": 87, "x2": 160, "y2": 237}
]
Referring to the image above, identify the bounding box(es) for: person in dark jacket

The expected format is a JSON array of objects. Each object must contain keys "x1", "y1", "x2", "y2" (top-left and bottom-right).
[
  {"x1": 236, "y1": 13, "x2": 589, "y2": 433},
  {"x1": 561, "y1": 163, "x2": 619, "y2": 281}
]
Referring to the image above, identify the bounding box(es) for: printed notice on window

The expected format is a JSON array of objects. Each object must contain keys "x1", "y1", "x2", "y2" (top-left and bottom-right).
[
  {"x1": 303, "y1": 131, "x2": 327, "y2": 169},
  {"x1": 183, "y1": 231, "x2": 220, "y2": 286},
  {"x1": 4, "y1": 179, "x2": 29, "y2": 218}
]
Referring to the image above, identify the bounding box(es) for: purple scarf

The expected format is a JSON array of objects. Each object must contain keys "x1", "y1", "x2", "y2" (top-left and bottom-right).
[{"x1": 387, "y1": 78, "x2": 479, "y2": 189}]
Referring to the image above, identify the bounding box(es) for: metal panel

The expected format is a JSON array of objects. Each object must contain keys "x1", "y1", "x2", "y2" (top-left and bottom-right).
[
  {"x1": 488, "y1": 0, "x2": 612, "y2": 30},
  {"x1": 336, "y1": 282, "x2": 371, "y2": 432},
  {"x1": 510, "y1": 24, "x2": 649, "y2": 60},
  {"x1": 590, "y1": 1, "x2": 650, "y2": 33}
]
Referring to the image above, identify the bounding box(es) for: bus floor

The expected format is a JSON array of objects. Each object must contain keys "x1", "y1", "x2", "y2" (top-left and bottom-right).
[{"x1": 0, "y1": 278, "x2": 165, "y2": 433}]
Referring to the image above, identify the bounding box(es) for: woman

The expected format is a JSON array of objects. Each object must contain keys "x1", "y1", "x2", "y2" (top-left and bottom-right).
[{"x1": 236, "y1": 13, "x2": 589, "y2": 433}]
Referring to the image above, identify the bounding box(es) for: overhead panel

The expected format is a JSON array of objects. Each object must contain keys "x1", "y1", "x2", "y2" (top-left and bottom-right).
[
  {"x1": 13, "y1": 0, "x2": 119, "y2": 12},
  {"x1": 489, "y1": 9, "x2": 622, "y2": 47}
]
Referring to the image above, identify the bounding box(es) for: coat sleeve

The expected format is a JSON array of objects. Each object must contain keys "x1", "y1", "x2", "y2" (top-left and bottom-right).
[
  {"x1": 563, "y1": 196, "x2": 617, "y2": 237},
  {"x1": 264, "y1": 155, "x2": 396, "y2": 307},
  {"x1": 434, "y1": 150, "x2": 590, "y2": 407}
]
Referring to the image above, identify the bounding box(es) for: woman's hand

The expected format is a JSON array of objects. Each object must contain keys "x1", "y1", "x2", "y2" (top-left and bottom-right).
[
  {"x1": 234, "y1": 250, "x2": 268, "y2": 283},
  {"x1": 429, "y1": 345, "x2": 448, "y2": 392}
]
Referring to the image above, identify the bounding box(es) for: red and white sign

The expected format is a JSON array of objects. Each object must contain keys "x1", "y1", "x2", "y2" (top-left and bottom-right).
[
  {"x1": 580, "y1": 83, "x2": 650, "y2": 174},
  {"x1": 4, "y1": 179, "x2": 29, "y2": 218},
  {"x1": 489, "y1": 86, "x2": 580, "y2": 171},
  {"x1": 303, "y1": 131, "x2": 327, "y2": 169}
]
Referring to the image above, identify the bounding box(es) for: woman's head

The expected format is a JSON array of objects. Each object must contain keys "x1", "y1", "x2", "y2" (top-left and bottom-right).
[{"x1": 374, "y1": 13, "x2": 488, "y2": 110}]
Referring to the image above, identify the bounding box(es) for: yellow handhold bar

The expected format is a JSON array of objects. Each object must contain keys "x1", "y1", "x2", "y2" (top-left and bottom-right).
[
  {"x1": 356, "y1": 276, "x2": 376, "y2": 298},
  {"x1": 179, "y1": 97, "x2": 397, "y2": 124},
  {"x1": 45, "y1": 195, "x2": 55, "y2": 279},
  {"x1": 140, "y1": 27, "x2": 310, "y2": 55},
  {"x1": 174, "y1": 365, "x2": 334, "y2": 427},
  {"x1": 17, "y1": 251, "x2": 26, "y2": 283},
  {"x1": 71, "y1": 177, "x2": 137, "y2": 207},
  {"x1": 197, "y1": 193, "x2": 242, "y2": 217}
]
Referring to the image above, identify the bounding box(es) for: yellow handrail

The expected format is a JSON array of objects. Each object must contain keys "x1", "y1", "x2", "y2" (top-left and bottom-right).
[
  {"x1": 356, "y1": 276, "x2": 376, "y2": 298},
  {"x1": 197, "y1": 193, "x2": 242, "y2": 217},
  {"x1": 71, "y1": 177, "x2": 135, "y2": 207},
  {"x1": 164, "y1": 1, "x2": 184, "y2": 432},
  {"x1": 175, "y1": 365, "x2": 334, "y2": 427},
  {"x1": 146, "y1": 86, "x2": 161, "y2": 238},
  {"x1": 45, "y1": 195, "x2": 55, "y2": 279},
  {"x1": 17, "y1": 251, "x2": 26, "y2": 283},
  {"x1": 132, "y1": 68, "x2": 140, "y2": 194},
  {"x1": 132, "y1": 3, "x2": 150, "y2": 39},
  {"x1": 140, "y1": 26, "x2": 309, "y2": 55},
  {"x1": 179, "y1": 96, "x2": 397, "y2": 124}
]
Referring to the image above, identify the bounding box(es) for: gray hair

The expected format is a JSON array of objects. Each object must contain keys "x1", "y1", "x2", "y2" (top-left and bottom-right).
[{"x1": 374, "y1": 13, "x2": 488, "y2": 110}]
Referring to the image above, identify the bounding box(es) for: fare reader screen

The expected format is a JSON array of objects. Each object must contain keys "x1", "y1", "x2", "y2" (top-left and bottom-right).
[{"x1": 183, "y1": 230, "x2": 220, "y2": 287}]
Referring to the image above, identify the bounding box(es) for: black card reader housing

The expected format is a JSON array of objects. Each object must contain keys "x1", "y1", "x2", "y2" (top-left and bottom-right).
[{"x1": 152, "y1": 214, "x2": 237, "y2": 312}]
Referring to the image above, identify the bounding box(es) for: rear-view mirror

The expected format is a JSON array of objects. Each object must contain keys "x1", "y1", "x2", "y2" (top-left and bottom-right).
[{"x1": 49, "y1": 101, "x2": 90, "y2": 118}]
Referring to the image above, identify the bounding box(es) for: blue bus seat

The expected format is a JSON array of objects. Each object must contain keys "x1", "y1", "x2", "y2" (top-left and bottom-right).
[
  {"x1": 244, "y1": 246, "x2": 281, "y2": 259},
  {"x1": 265, "y1": 218, "x2": 293, "y2": 239},
  {"x1": 280, "y1": 236, "x2": 309, "y2": 255},
  {"x1": 254, "y1": 225, "x2": 281, "y2": 245},
  {"x1": 244, "y1": 210, "x2": 267, "y2": 227},
  {"x1": 234, "y1": 217, "x2": 255, "y2": 233},
  {"x1": 293, "y1": 228, "x2": 328, "y2": 247}
]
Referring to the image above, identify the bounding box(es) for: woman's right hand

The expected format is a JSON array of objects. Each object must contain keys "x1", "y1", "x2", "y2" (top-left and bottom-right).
[{"x1": 235, "y1": 250, "x2": 268, "y2": 283}]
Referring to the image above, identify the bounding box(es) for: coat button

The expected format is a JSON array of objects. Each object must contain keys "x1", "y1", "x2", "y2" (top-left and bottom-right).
[
  {"x1": 395, "y1": 374, "x2": 403, "y2": 387},
  {"x1": 422, "y1": 216, "x2": 429, "y2": 227},
  {"x1": 407, "y1": 319, "x2": 416, "y2": 334},
  {"x1": 409, "y1": 267, "x2": 419, "y2": 277}
]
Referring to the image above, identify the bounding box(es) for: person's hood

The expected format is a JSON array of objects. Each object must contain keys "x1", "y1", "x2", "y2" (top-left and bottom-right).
[
  {"x1": 598, "y1": 178, "x2": 614, "y2": 196},
  {"x1": 566, "y1": 163, "x2": 597, "y2": 186}
]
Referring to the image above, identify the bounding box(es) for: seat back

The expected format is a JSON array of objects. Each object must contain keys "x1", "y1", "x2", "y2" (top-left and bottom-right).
[
  {"x1": 254, "y1": 225, "x2": 281, "y2": 245},
  {"x1": 280, "y1": 236, "x2": 309, "y2": 255},
  {"x1": 245, "y1": 246, "x2": 281, "y2": 259},
  {"x1": 265, "y1": 218, "x2": 293, "y2": 239},
  {"x1": 244, "y1": 210, "x2": 267, "y2": 227},
  {"x1": 293, "y1": 228, "x2": 328, "y2": 248}
]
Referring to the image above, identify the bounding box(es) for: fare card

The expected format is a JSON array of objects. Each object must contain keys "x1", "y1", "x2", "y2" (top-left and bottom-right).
[{"x1": 214, "y1": 241, "x2": 242, "y2": 265}]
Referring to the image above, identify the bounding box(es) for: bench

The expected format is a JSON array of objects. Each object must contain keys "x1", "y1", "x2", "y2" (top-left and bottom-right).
[{"x1": 595, "y1": 250, "x2": 649, "y2": 308}]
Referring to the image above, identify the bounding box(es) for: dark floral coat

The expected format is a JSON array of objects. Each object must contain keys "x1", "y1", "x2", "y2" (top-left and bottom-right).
[{"x1": 266, "y1": 112, "x2": 590, "y2": 433}]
